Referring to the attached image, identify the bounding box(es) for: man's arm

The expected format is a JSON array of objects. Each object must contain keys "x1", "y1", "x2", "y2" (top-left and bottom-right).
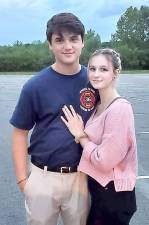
[{"x1": 12, "y1": 127, "x2": 29, "y2": 192}]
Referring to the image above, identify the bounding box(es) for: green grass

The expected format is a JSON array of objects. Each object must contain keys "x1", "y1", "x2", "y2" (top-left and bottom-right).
[
  {"x1": 0, "y1": 70, "x2": 149, "y2": 75},
  {"x1": 0, "y1": 71, "x2": 36, "y2": 75},
  {"x1": 122, "y1": 70, "x2": 149, "y2": 74}
]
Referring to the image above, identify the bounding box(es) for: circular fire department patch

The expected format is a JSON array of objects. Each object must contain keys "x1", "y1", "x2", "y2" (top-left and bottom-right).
[{"x1": 80, "y1": 88, "x2": 96, "y2": 111}]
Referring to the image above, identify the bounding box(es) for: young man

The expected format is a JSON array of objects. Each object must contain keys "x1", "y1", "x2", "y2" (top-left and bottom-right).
[{"x1": 10, "y1": 13, "x2": 97, "y2": 225}]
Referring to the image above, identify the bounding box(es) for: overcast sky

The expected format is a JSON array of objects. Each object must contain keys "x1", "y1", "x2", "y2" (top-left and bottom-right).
[{"x1": 0, "y1": 0, "x2": 148, "y2": 45}]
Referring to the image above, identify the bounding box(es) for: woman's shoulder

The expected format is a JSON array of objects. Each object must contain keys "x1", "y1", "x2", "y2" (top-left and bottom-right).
[
  {"x1": 107, "y1": 98, "x2": 133, "y2": 116},
  {"x1": 111, "y1": 98, "x2": 131, "y2": 108}
]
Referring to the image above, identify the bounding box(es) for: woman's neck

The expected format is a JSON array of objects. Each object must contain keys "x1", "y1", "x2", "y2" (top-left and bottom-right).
[{"x1": 98, "y1": 88, "x2": 120, "y2": 108}]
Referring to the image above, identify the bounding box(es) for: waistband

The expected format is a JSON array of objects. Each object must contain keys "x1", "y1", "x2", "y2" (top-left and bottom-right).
[{"x1": 31, "y1": 159, "x2": 78, "y2": 173}]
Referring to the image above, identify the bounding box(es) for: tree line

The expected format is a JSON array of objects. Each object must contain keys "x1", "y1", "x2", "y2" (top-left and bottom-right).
[{"x1": 0, "y1": 5, "x2": 148, "y2": 72}]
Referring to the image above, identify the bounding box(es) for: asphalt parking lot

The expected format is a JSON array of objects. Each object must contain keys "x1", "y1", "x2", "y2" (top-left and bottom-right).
[{"x1": 0, "y1": 74, "x2": 149, "y2": 225}]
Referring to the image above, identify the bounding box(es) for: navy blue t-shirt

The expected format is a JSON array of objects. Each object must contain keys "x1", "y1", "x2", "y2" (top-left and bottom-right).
[{"x1": 10, "y1": 66, "x2": 97, "y2": 167}]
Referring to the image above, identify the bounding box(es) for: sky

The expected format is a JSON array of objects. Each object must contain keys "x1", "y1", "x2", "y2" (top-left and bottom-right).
[{"x1": 0, "y1": 0, "x2": 148, "y2": 45}]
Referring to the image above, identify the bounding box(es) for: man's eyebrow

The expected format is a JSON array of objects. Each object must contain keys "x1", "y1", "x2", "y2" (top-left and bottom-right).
[
  {"x1": 54, "y1": 34, "x2": 62, "y2": 38},
  {"x1": 71, "y1": 34, "x2": 79, "y2": 37}
]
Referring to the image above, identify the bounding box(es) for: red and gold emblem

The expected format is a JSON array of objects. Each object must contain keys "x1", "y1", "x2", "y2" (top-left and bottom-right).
[{"x1": 80, "y1": 88, "x2": 96, "y2": 111}]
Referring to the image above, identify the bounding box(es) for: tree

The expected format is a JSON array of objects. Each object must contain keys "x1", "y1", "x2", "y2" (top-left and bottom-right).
[
  {"x1": 81, "y1": 29, "x2": 101, "y2": 65},
  {"x1": 140, "y1": 6, "x2": 149, "y2": 42},
  {"x1": 111, "y1": 6, "x2": 149, "y2": 48}
]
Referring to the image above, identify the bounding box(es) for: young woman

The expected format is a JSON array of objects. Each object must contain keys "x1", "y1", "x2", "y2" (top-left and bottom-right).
[{"x1": 61, "y1": 48, "x2": 137, "y2": 225}]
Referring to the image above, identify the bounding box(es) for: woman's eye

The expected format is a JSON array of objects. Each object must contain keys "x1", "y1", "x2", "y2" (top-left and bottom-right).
[
  {"x1": 100, "y1": 68, "x2": 108, "y2": 72},
  {"x1": 89, "y1": 67, "x2": 96, "y2": 72}
]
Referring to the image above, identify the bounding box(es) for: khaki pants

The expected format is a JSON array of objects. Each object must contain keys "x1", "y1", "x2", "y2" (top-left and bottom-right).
[{"x1": 23, "y1": 163, "x2": 89, "y2": 225}]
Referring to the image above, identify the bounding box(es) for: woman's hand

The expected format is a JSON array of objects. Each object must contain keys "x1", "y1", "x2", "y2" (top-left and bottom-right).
[{"x1": 61, "y1": 105, "x2": 85, "y2": 140}]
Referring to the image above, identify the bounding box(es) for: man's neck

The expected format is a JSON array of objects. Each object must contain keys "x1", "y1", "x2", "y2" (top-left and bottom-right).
[{"x1": 52, "y1": 63, "x2": 81, "y2": 75}]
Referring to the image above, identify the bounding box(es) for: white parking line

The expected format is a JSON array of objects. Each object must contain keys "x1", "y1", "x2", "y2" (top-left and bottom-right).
[
  {"x1": 137, "y1": 131, "x2": 149, "y2": 134},
  {"x1": 137, "y1": 176, "x2": 149, "y2": 179}
]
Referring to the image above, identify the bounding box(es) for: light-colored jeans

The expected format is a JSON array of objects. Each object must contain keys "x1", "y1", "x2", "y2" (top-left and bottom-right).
[{"x1": 23, "y1": 163, "x2": 89, "y2": 225}]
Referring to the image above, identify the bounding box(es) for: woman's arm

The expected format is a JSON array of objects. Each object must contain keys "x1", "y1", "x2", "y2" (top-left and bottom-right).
[{"x1": 61, "y1": 103, "x2": 136, "y2": 173}]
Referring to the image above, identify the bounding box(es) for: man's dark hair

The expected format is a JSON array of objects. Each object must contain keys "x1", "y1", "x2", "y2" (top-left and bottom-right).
[{"x1": 46, "y1": 12, "x2": 85, "y2": 43}]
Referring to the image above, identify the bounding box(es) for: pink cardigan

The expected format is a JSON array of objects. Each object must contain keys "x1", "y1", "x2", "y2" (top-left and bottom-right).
[{"x1": 78, "y1": 99, "x2": 138, "y2": 192}]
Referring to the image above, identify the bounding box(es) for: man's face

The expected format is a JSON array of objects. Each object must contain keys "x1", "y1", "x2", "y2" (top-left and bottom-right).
[{"x1": 49, "y1": 32, "x2": 84, "y2": 66}]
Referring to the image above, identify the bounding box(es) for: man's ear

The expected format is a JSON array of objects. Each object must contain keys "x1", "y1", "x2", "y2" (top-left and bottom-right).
[
  {"x1": 48, "y1": 41, "x2": 52, "y2": 50},
  {"x1": 82, "y1": 41, "x2": 84, "y2": 48}
]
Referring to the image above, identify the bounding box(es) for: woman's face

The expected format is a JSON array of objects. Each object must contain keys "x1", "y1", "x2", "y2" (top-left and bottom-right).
[{"x1": 88, "y1": 54, "x2": 118, "y2": 91}]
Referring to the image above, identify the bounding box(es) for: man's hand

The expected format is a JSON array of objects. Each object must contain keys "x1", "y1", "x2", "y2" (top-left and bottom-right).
[{"x1": 17, "y1": 178, "x2": 27, "y2": 192}]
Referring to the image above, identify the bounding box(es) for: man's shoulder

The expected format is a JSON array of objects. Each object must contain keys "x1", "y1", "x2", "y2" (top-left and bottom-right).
[
  {"x1": 23, "y1": 66, "x2": 50, "y2": 90},
  {"x1": 80, "y1": 65, "x2": 87, "y2": 74},
  {"x1": 29, "y1": 66, "x2": 50, "y2": 82}
]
